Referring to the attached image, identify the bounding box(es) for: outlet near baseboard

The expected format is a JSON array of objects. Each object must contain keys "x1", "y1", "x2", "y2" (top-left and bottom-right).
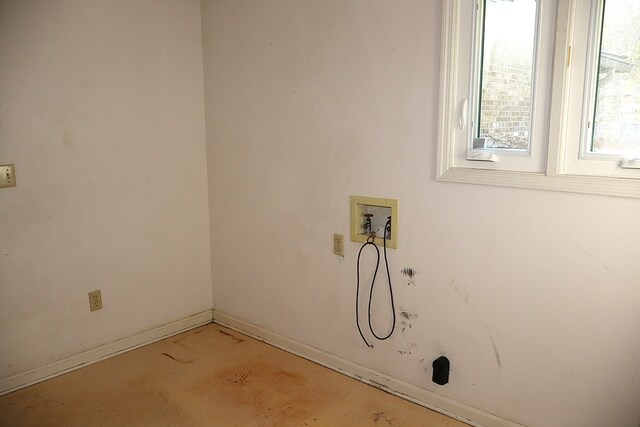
[
  {"x1": 88, "y1": 290, "x2": 103, "y2": 312},
  {"x1": 333, "y1": 233, "x2": 345, "y2": 257}
]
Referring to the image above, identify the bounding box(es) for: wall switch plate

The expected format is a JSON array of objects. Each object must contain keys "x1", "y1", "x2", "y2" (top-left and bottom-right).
[
  {"x1": 88, "y1": 290, "x2": 103, "y2": 312},
  {"x1": 0, "y1": 164, "x2": 16, "y2": 188},
  {"x1": 333, "y1": 233, "x2": 345, "y2": 257}
]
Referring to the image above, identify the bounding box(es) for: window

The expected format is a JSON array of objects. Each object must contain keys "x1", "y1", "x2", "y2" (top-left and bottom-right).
[
  {"x1": 464, "y1": 0, "x2": 555, "y2": 172},
  {"x1": 438, "y1": 0, "x2": 640, "y2": 198},
  {"x1": 477, "y1": 0, "x2": 536, "y2": 152}
]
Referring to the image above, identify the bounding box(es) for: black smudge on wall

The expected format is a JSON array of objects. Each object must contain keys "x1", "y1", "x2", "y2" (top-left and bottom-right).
[{"x1": 401, "y1": 267, "x2": 416, "y2": 278}]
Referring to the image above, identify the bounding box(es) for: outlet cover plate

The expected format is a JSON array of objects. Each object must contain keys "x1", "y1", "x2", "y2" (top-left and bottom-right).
[
  {"x1": 0, "y1": 164, "x2": 16, "y2": 188},
  {"x1": 88, "y1": 290, "x2": 103, "y2": 312},
  {"x1": 333, "y1": 233, "x2": 345, "y2": 257}
]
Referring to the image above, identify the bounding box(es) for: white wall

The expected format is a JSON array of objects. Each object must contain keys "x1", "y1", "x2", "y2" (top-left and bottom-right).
[
  {"x1": 202, "y1": 1, "x2": 640, "y2": 426},
  {"x1": 0, "y1": 0, "x2": 212, "y2": 379}
]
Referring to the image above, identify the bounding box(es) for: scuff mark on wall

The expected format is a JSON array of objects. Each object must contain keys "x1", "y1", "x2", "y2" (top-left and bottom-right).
[
  {"x1": 399, "y1": 310, "x2": 418, "y2": 320},
  {"x1": 401, "y1": 267, "x2": 416, "y2": 286},
  {"x1": 397, "y1": 344, "x2": 418, "y2": 356},
  {"x1": 401, "y1": 267, "x2": 416, "y2": 278},
  {"x1": 490, "y1": 337, "x2": 501, "y2": 367},
  {"x1": 395, "y1": 306, "x2": 422, "y2": 362},
  {"x1": 400, "y1": 320, "x2": 409, "y2": 332},
  {"x1": 564, "y1": 228, "x2": 640, "y2": 327},
  {"x1": 572, "y1": 237, "x2": 632, "y2": 287},
  {"x1": 398, "y1": 307, "x2": 417, "y2": 333},
  {"x1": 486, "y1": 328, "x2": 502, "y2": 367},
  {"x1": 562, "y1": 227, "x2": 637, "y2": 295},
  {"x1": 445, "y1": 279, "x2": 469, "y2": 303}
]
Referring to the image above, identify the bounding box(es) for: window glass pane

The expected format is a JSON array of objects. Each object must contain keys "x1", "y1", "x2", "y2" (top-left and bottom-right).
[
  {"x1": 592, "y1": 0, "x2": 640, "y2": 155},
  {"x1": 478, "y1": 0, "x2": 537, "y2": 150}
]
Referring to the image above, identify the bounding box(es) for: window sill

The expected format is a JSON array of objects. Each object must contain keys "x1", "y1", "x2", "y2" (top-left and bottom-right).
[{"x1": 437, "y1": 167, "x2": 640, "y2": 199}]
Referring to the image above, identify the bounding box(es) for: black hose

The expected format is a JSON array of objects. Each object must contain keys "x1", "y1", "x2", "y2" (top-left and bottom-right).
[
  {"x1": 356, "y1": 241, "x2": 377, "y2": 348},
  {"x1": 356, "y1": 218, "x2": 395, "y2": 347}
]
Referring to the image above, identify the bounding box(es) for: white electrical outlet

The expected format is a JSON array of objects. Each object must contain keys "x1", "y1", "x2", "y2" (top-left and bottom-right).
[
  {"x1": 88, "y1": 290, "x2": 103, "y2": 312},
  {"x1": 333, "y1": 233, "x2": 345, "y2": 257},
  {"x1": 0, "y1": 164, "x2": 16, "y2": 188}
]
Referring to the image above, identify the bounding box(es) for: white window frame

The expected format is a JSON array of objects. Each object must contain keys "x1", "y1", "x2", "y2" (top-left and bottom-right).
[
  {"x1": 563, "y1": 0, "x2": 640, "y2": 177},
  {"x1": 458, "y1": 0, "x2": 554, "y2": 173},
  {"x1": 437, "y1": 0, "x2": 640, "y2": 198}
]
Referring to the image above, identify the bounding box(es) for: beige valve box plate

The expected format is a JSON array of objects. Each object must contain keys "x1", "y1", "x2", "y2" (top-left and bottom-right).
[{"x1": 350, "y1": 195, "x2": 398, "y2": 248}]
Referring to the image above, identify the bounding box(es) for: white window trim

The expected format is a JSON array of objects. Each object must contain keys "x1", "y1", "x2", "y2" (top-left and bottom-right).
[
  {"x1": 437, "y1": 0, "x2": 640, "y2": 199},
  {"x1": 458, "y1": 0, "x2": 554, "y2": 173}
]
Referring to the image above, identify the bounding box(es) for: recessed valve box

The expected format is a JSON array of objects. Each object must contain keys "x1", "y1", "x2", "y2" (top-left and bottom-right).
[{"x1": 350, "y1": 195, "x2": 398, "y2": 248}]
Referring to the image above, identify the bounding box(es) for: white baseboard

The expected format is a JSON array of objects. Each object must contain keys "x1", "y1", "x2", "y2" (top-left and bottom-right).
[
  {"x1": 213, "y1": 310, "x2": 523, "y2": 427},
  {"x1": 0, "y1": 309, "x2": 213, "y2": 396}
]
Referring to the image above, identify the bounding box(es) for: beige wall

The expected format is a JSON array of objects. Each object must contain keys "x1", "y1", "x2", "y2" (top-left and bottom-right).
[
  {"x1": 202, "y1": 1, "x2": 640, "y2": 426},
  {"x1": 0, "y1": 0, "x2": 212, "y2": 378}
]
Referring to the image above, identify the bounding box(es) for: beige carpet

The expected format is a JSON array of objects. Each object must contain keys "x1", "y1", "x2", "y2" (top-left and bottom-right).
[{"x1": 0, "y1": 323, "x2": 468, "y2": 426}]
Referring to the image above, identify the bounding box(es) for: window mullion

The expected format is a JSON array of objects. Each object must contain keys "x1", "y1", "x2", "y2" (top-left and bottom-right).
[{"x1": 546, "y1": 0, "x2": 576, "y2": 176}]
